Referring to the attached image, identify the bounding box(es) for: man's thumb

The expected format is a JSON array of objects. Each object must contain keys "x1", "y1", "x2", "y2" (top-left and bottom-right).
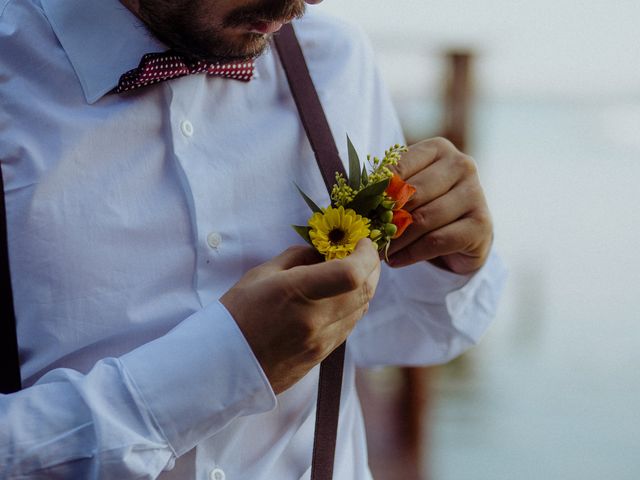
[{"x1": 267, "y1": 245, "x2": 323, "y2": 271}]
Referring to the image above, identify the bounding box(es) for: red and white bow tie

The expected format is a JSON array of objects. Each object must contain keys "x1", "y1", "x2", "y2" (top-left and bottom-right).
[{"x1": 115, "y1": 51, "x2": 255, "y2": 93}]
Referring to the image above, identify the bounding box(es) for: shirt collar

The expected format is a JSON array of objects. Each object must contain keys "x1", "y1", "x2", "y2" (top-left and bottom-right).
[{"x1": 41, "y1": 0, "x2": 166, "y2": 104}]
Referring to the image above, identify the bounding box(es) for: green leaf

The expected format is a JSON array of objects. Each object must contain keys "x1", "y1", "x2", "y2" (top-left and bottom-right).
[
  {"x1": 294, "y1": 183, "x2": 322, "y2": 213},
  {"x1": 347, "y1": 194, "x2": 383, "y2": 215},
  {"x1": 347, "y1": 135, "x2": 361, "y2": 190},
  {"x1": 361, "y1": 177, "x2": 390, "y2": 196},
  {"x1": 345, "y1": 178, "x2": 390, "y2": 215},
  {"x1": 351, "y1": 178, "x2": 390, "y2": 201},
  {"x1": 292, "y1": 225, "x2": 313, "y2": 246},
  {"x1": 361, "y1": 163, "x2": 369, "y2": 186}
]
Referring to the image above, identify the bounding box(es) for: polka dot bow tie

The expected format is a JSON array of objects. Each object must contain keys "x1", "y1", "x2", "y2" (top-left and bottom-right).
[{"x1": 114, "y1": 51, "x2": 255, "y2": 94}]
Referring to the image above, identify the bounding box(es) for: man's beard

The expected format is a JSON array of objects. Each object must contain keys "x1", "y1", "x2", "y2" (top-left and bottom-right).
[{"x1": 137, "y1": 0, "x2": 306, "y2": 63}]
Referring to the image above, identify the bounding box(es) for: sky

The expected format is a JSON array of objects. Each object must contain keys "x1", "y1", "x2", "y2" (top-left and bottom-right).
[{"x1": 319, "y1": 1, "x2": 640, "y2": 100}]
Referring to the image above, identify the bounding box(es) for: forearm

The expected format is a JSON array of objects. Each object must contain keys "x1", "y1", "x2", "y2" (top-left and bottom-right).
[
  {"x1": 1, "y1": 302, "x2": 275, "y2": 479},
  {"x1": 1, "y1": 359, "x2": 172, "y2": 479}
]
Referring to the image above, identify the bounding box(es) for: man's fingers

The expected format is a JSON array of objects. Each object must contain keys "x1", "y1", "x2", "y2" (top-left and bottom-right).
[
  {"x1": 289, "y1": 238, "x2": 380, "y2": 300},
  {"x1": 402, "y1": 163, "x2": 454, "y2": 213},
  {"x1": 402, "y1": 153, "x2": 477, "y2": 214},
  {"x1": 388, "y1": 217, "x2": 485, "y2": 268},
  {"x1": 387, "y1": 179, "x2": 478, "y2": 256},
  {"x1": 267, "y1": 245, "x2": 323, "y2": 271},
  {"x1": 392, "y1": 137, "x2": 453, "y2": 181}
]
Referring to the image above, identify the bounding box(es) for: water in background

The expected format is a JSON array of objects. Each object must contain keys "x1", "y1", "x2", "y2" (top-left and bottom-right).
[{"x1": 422, "y1": 98, "x2": 640, "y2": 480}]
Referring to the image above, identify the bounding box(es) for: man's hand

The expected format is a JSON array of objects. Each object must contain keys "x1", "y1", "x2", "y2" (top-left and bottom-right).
[
  {"x1": 220, "y1": 239, "x2": 380, "y2": 394},
  {"x1": 387, "y1": 137, "x2": 493, "y2": 275}
]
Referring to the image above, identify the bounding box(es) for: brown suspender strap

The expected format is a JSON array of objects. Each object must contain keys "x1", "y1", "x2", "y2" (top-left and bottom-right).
[
  {"x1": 0, "y1": 164, "x2": 21, "y2": 394},
  {"x1": 274, "y1": 24, "x2": 347, "y2": 480},
  {"x1": 273, "y1": 24, "x2": 345, "y2": 190}
]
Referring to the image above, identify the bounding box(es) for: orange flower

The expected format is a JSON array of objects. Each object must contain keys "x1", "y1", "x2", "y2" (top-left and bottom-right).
[
  {"x1": 386, "y1": 174, "x2": 416, "y2": 209},
  {"x1": 391, "y1": 209, "x2": 413, "y2": 239},
  {"x1": 385, "y1": 174, "x2": 416, "y2": 239}
]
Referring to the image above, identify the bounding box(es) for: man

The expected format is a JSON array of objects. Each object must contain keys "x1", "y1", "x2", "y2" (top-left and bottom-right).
[{"x1": 0, "y1": 0, "x2": 506, "y2": 478}]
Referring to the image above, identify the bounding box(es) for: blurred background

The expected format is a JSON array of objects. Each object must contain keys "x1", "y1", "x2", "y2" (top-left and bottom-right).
[{"x1": 320, "y1": 1, "x2": 640, "y2": 479}]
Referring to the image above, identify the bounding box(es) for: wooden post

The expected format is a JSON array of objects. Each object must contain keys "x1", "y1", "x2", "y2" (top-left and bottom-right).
[
  {"x1": 358, "y1": 48, "x2": 475, "y2": 480},
  {"x1": 441, "y1": 50, "x2": 474, "y2": 151}
]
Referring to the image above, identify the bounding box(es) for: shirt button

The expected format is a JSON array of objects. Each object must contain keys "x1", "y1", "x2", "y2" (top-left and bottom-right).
[
  {"x1": 209, "y1": 468, "x2": 226, "y2": 480},
  {"x1": 207, "y1": 232, "x2": 222, "y2": 249},
  {"x1": 180, "y1": 120, "x2": 194, "y2": 137}
]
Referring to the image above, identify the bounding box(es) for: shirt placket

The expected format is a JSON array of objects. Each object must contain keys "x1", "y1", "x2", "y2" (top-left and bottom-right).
[{"x1": 167, "y1": 78, "x2": 236, "y2": 307}]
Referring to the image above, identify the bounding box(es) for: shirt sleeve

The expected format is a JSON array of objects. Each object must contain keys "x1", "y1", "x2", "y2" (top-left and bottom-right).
[
  {"x1": 349, "y1": 248, "x2": 507, "y2": 367},
  {"x1": 0, "y1": 301, "x2": 277, "y2": 479}
]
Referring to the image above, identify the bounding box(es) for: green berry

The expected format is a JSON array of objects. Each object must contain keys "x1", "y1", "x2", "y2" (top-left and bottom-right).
[
  {"x1": 384, "y1": 223, "x2": 397, "y2": 237},
  {"x1": 380, "y1": 210, "x2": 394, "y2": 223}
]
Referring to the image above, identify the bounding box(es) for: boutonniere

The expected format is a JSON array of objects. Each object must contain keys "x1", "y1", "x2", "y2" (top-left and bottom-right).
[{"x1": 293, "y1": 137, "x2": 416, "y2": 261}]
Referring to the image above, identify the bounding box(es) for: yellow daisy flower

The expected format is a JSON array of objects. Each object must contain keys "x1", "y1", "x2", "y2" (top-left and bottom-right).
[{"x1": 308, "y1": 206, "x2": 370, "y2": 261}]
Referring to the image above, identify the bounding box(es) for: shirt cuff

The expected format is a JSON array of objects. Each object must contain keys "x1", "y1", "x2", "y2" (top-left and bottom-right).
[
  {"x1": 445, "y1": 249, "x2": 508, "y2": 342},
  {"x1": 389, "y1": 256, "x2": 475, "y2": 304},
  {"x1": 120, "y1": 301, "x2": 277, "y2": 457},
  {"x1": 390, "y1": 246, "x2": 508, "y2": 343}
]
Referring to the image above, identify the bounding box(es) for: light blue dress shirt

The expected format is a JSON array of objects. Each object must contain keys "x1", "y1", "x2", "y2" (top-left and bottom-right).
[{"x1": 0, "y1": 0, "x2": 507, "y2": 478}]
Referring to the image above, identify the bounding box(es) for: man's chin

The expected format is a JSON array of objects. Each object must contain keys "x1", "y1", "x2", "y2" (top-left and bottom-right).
[
  {"x1": 223, "y1": 33, "x2": 272, "y2": 60},
  {"x1": 183, "y1": 34, "x2": 271, "y2": 63}
]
